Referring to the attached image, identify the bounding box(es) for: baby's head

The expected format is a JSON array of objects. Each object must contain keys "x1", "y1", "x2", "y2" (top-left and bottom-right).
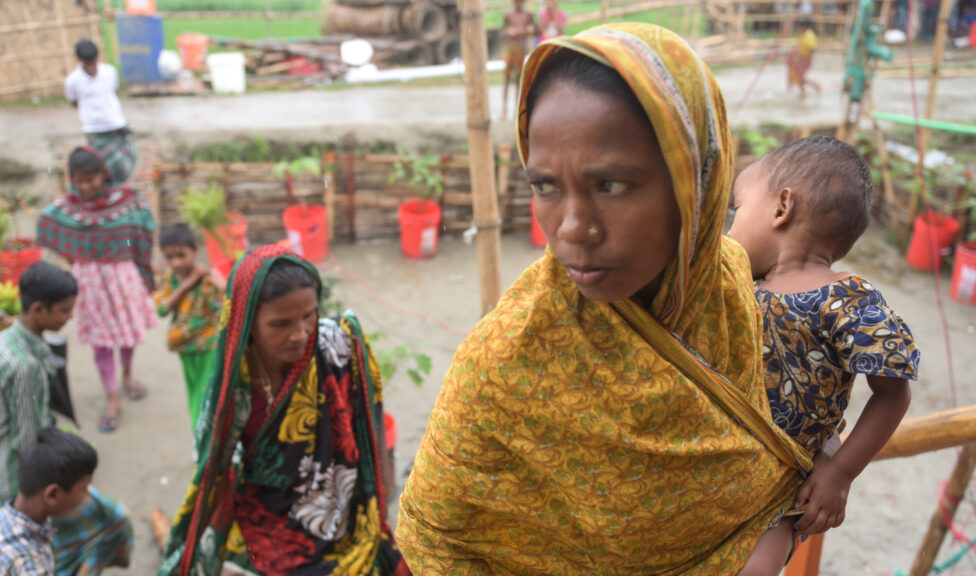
[
  {"x1": 728, "y1": 135, "x2": 873, "y2": 279},
  {"x1": 159, "y1": 223, "x2": 198, "y2": 279}
]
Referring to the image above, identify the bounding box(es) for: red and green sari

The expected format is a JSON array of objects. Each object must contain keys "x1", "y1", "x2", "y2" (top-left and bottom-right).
[{"x1": 159, "y1": 245, "x2": 409, "y2": 576}]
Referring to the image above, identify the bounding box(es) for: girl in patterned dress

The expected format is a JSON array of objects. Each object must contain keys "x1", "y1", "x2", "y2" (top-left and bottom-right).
[
  {"x1": 36, "y1": 147, "x2": 157, "y2": 433},
  {"x1": 728, "y1": 135, "x2": 920, "y2": 575}
]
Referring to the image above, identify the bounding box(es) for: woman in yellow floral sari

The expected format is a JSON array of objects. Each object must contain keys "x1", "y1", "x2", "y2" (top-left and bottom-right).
[
  {"x1": 159, "y1": 245, "x2": 408, "y2": 576},
  {"x1": 397, "y1": 23, "x2": 813, "y2": 575}
]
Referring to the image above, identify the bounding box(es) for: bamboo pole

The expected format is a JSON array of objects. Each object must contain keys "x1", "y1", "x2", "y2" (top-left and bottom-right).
[
  {"x1": 323, "y1": 152, "x2": 337, "y2": 241},
  {"x1": 909, "y1": 444, "x2": 976, "y2": 576},
  {"x1": 601, "y1": 0, "x2": 610, "y2": 22},
  {"x1": 873, "y1": 405, "x2": 976, "y2": 461},
  {"x1": 53, "y1": 0, "x2": 74, "y2": 77},
  {"x1": 458, "y1": 0, "x2": 503, "y2": 315},
  {"x1": 918, "y1": 0, "x2": 953, "y2": 155},
  {"x1": 264, "y1": 0, "x2": 274, "y2": 38}
]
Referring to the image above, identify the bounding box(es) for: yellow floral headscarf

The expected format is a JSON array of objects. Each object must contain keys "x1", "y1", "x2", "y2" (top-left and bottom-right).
[{"x1": 398, "y1": 23, "x2": 811, "y2": 576}]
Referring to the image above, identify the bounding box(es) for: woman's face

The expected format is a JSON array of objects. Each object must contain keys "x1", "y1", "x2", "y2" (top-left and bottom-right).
[
  {"x1": 71, "y1": 169, "x2": 106, "y2": 199},
  {"x1": 526, "y1": 79, "x2": 680, "y2": 303},
  {"x1": 251, "y1": 287, "x2": 318, "y2": 370}
]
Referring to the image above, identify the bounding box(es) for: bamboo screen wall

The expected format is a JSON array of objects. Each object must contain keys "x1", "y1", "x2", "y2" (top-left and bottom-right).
[{"x1": 0, "y1": 0, "x2": 104, "y2": 103}]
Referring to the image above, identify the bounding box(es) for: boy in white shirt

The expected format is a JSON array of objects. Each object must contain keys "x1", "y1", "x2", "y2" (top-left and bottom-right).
[{"x1": 64, "y1": 40, "x2": 137, "y2": 185}]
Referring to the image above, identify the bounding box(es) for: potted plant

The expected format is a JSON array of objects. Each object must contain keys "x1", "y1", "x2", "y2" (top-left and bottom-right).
[
  {"x1": 178, "y1": 183, "x2": 248, "y2": 280},
  {"x1": 388, "y1": 145, "x2": 445, "y2": 259},
  {"x1": 0, "y1": 280, "x2": 21, "y2": 329},
  {"x1": 0, "y1": 190, "x2": 42, "y2": 285},
  {"x1": 273, "y1": 152, "x2": 329, "y2": 263}
]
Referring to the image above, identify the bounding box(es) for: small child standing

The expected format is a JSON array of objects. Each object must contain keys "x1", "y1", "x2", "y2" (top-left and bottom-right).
[
  {"x1": 0, "y1": 427, "x2": 96, "y2": 575},
  {"x1": 154, "y1": 223, "x2": 224, "y2": 433},
  {"x1": 499, "y1": 0, "x2": 538, "y2": 120},
  {"x1": 64, "y1": 40, "x2": 137, "y2": 185},
  {"x1": 36, "y1": 147, "x2": 157, "y2": 433},
  {"x1": 728, "y1": 135, "x2": 920, "y2": 574},
  {"x1": 538, "y1": 0, "x2": 567, "y2": 42},
  {"x1": 786, "y1": 20, "x2": 822, "y2": 101}
]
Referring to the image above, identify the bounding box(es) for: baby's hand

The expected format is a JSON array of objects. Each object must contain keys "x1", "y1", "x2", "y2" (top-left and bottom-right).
[{"x1": 793, "y1": 462, "x2": 853, "y2": 535}]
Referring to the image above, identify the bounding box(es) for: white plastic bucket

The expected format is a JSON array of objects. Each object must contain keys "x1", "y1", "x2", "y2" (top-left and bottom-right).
[{"x1": 207, "y1": 52, "x2": 246, "y2": 94}]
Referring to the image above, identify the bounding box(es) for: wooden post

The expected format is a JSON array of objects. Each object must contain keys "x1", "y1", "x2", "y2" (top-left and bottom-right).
[
  {"x1": 918, "y1": 0, "x2": 952, "y2": 155},
  {"x1": 601, "y1": 0, "x2": 609, "y2": 23},
  {"x1": 496, "y1": 144, "x2": 512, "y2": 227},
  {"x1": 873, "y1": 405, "x2": 976, "y2": 462},
  {"x1": 323, "y1": 151, "x2": 337, "y2": 241},
  {"x1": 909, "y1": 444, "x2": 976, "y2": 576},
  {"x1": 458, "y1": 0, "x2": 504, "y2": 315},
  {"x1": 264, "y1": 0, "x2": 274, "y2": 38}
]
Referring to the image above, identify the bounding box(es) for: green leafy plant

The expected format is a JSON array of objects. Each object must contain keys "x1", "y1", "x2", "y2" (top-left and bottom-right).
[
  {"x1": 0, "y1": 189, "x2": 40, "y2": 250},
  {"x1": 368, "y1": 331, "x2": 432, "y2": 387},
  {"x1": 0, "y1": 281, "x2": 21, "y2": 317},
  {"x1": 388, "y1": 145, "x2": 445, "y2": 199},
  {"x1": 178, "y1": 183, "x2": 229, "y2": 234},
  {"x1": 740, "y1": 130, "x2": 781, "y2": 157}
]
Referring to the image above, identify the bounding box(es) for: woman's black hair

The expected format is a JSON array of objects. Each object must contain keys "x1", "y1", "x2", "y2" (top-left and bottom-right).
[
  {"x1": 75, "y1": 39, "x2": 98, "y2": 62},
  {"x1": 18, "y1": 427, "x2": 98, "y2": 497},
  {"x1": 159, "y1": 223, "x2": 197, "y2": 250},
  {"x1": 523, "y1": 48, "x2": 648, "y2": 129},
  {"x1": 258, "y1": 259, "x2": 322, "y2": 305},
  {"x1": 20, "y1": 262, "x2": 78, "y2": 311},
  {"x1": 68, "y1": 147, "x2": 104, "y2": 176}
]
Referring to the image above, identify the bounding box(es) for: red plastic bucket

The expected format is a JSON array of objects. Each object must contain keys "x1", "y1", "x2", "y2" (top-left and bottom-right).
[
  {"x1": 530, "y1": 196, "x2": 546, "y2": 247},
  {"x1": 951, "y1": 242, "x2": 976, "y2": 305},
  {"x1": 398, "y1": 200, "x2": 441, "y2": 259},
  {"x1": 0, "y1": 238, "x2": 41, "y2": 285},
  {"x1": 384, "y1": 412, "x2": 397, "y2": 448},
  {"x1": 283, "y1": 204, "x2": 329, "y2": 264},
  {"x1": 906, "y1": 211, "x2": 960, "y2": 271},
  {"x1": 204, "y1": 211, "x2": 248, "y2": 280},
  {"x1": 176, "y1": 34, "x2": 208, "y2": 71}
]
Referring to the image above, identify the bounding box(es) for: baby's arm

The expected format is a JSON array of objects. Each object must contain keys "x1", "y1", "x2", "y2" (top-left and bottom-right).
[{"x1": 793, "y1": 375, "x2": 910, "y2": 535}]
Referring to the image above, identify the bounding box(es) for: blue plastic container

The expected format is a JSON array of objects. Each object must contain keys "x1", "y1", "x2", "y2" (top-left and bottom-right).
[{"x1": 116, "y1": 13, "x2": 164, "y2": 84}]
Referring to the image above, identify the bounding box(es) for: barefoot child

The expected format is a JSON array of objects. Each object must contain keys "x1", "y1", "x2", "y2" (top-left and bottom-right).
[
  {"x1": 499, "y1": 0, "x2": 537, "y2": 120},
  {"x1": 728, "y1": 135, "x2": 920, "y2": 574},
  {"x1": 786, "y1": 20, "x2": 822, "y2": 101},
  {"x1": 65, "y1": 40, "x2": 137, "y2": 185},
  {"x1": 36, "y1": 147, "x2": 157, "y2": 433},
  {"x1": 154, "y1": 223, "x2": 224, "y2": 433}
]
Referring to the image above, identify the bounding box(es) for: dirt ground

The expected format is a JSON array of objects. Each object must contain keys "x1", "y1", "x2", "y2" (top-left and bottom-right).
[{"x1": 2, "y1": 52, "x2": 976, "y2": 574}]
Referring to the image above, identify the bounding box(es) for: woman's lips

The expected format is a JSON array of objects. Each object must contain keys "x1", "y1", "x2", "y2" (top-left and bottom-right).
[{"x1": 566, "y1": 266, "x2": 609, "y2": 286}]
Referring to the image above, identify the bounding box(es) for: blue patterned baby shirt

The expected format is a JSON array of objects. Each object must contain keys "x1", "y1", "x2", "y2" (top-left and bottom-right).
[{"x1": 757, "y1": 275, "x2": 920, "y2": 452}]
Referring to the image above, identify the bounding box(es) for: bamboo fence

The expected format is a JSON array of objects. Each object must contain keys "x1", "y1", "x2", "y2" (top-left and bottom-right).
[
  {"x1": 152, "y1": 149, "x2": 533, "y2": 245},
  {"x1": 0, "y1": 0, "x2": 105, "y2": 103}
]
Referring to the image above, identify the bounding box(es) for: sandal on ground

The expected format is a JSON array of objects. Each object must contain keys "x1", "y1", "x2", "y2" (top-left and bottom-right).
[
  {"x1": 124, "y1": 381, "x2": 148, "y2": 401},
  {"x1": 97, "y1": 412, "x2": 119, "y2": 433}
]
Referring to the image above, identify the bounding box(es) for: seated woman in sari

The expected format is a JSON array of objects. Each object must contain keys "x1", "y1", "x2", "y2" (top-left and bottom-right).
[
  {"x1": 397, "y1": 23, "x2": 813, "y2": 575},
  {"x1": 159, "y1": 245, "x2": 409, "y2": 576}
]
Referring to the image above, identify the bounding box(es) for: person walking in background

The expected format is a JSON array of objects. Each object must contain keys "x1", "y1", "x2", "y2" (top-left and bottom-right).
[
  {"x1": 538, "y1": 0, "x2": 567, "y2": 42},
  {"x1": 786, "y1": 20, "x2": 822, "y2": 101},
  {"x1": 36, "y1": 147, "x2": 157, "y2": 433},
  {"x1": 0, "y1": 262, "x2": 76, "y2": 504},
  {"x1": 499, "y1": 0, "x2": 538, "y2": 120},
  {"x1": 64, "y1": 40, "x2": 137, "y2": 185},
  {"x1": 154, "y1": 223, "x2": 224, "y2": 435}
]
